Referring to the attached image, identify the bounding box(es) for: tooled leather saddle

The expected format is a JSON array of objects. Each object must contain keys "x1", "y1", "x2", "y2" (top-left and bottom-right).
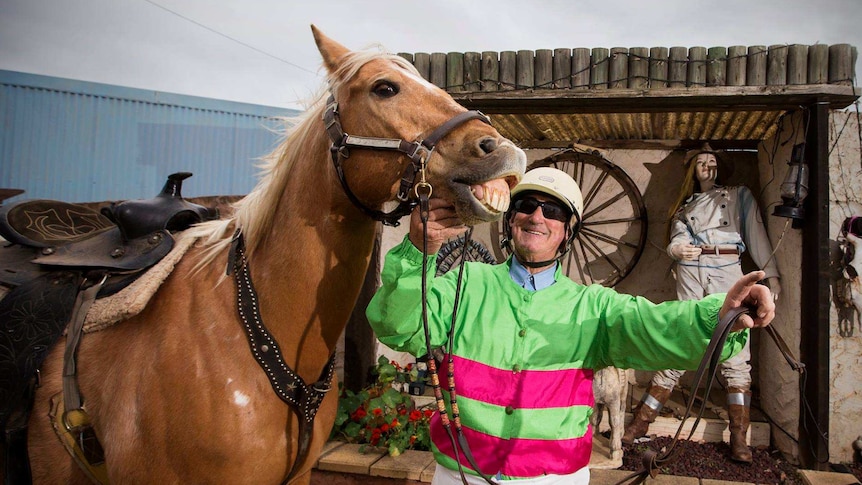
[{"x1": 0, "y1": 172, "x2": 218, "y2": 484}]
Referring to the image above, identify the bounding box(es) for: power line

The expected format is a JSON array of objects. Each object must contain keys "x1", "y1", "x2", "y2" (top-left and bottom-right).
[{"x1": 142, "y1": 0, "x2": 318, "y2": 76}]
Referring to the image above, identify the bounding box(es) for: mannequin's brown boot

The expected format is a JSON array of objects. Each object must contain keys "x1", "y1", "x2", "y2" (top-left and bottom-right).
[
  {"x1": 727, "y1": 387, "x2": 752, "y2": 463},
  {"x1": 622, "y1": 385, "x2": 672, "y2": 445}
]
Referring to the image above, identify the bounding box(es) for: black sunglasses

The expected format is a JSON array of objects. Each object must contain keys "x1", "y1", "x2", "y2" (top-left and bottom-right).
[{"x1": 512, "y1": 197, "x2": 570, "y2": 222}]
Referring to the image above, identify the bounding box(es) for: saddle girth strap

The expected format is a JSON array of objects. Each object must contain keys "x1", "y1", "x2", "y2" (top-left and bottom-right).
[{"x1": 230, "y1": 232, "x2": 336, "y2": 483}]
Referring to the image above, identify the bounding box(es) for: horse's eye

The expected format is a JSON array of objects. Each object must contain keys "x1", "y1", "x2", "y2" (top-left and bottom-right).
[{"x1": 372, "y1": 81, "x2": 399, "y2": 98}]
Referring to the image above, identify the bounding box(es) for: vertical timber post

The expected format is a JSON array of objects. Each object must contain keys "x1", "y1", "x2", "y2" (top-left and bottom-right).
[{"x1": 798, "y1": 101, "x2": 831, "y2": 470}]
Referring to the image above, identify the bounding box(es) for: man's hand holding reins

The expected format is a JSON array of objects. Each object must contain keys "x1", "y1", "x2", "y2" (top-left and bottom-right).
[
  {"x1": 408, "y1": 198, "x2": 469, "y2": 254},
  {"x1": 719, "y1": 270, "x2": 776, "y2": 332}
]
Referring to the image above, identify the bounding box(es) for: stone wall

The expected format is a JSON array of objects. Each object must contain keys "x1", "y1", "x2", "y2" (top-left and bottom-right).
[{"x1": 826, "y1": 111, "x2": 862, "y2": 463}]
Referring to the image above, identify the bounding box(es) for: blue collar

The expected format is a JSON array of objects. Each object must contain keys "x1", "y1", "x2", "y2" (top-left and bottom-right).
[{"x1": 509, "y1": 257, "x2": 557, "y2": 291}]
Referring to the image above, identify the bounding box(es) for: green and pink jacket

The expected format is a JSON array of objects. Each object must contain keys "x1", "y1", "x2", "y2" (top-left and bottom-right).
[{"x1": 366, "y1": 237, "x2": 746, "y2": 479}]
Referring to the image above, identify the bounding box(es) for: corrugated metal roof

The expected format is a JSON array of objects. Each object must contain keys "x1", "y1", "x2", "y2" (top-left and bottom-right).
[
  {"x1": 0, "y1": 70, "x2": 299, "y2": 203},
  {"x1": 489, "y1": 110, "x2": 784, "y2": 148}
]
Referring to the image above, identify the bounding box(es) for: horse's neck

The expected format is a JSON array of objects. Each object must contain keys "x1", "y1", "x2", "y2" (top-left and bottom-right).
[{"x1": 244, "y1": 148, "x2": 377, "y2": 378}]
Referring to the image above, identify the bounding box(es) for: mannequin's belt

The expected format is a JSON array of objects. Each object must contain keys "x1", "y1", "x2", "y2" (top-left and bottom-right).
[{"x1": 697, "y1": 244, "x2": 741, "y2": 255}]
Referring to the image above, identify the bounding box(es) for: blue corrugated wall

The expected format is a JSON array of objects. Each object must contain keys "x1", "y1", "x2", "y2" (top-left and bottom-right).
[{"x1": 0, "y1": 70, "x2": 300, "y2": 203}]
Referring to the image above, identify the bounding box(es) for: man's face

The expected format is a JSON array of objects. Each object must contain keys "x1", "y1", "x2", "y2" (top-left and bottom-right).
[
  {"x1": 694, "y1": 153, "x2": 718, "y2": 183},
  {"x1": 509, "y1": 194, "x2": 568, "y2": 264}
]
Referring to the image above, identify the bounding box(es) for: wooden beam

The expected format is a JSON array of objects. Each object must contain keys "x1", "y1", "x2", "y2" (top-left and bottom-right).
[
  {"x1": 513, "y1": 139, "x2": 762, "y2": 150},
  {"x1": 452, "y1": 85, "x2": 859, "y2": 114}
]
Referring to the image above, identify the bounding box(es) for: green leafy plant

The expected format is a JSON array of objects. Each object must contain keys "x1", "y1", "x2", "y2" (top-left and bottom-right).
[{"x1": 331, "y1": 356, "x2": 434, "y2": 457}]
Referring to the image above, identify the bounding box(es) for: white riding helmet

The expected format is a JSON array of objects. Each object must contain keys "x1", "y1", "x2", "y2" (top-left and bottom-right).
[
  {"x1": 510, "y1": 167, "x2": 584, "y2": 232},
  {"x1": 503, "y1": 167, "x2": 585, "y2": 263}
]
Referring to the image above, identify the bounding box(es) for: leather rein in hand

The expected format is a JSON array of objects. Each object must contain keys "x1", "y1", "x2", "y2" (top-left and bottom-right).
[{"x1": 616, "y1": 307, "x2": 805, "y2": 485}]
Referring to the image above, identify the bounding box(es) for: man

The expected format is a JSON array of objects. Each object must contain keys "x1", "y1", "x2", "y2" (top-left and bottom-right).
[
  {"x1": 622, "y1": 145, "x2": 781, "y2": 463},
  {"x1": 366, "y1": 167, "x2": 775, "y2": 485}
]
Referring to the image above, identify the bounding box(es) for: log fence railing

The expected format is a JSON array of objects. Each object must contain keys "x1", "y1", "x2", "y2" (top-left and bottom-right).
[{"x1": 398, "y1": 44, "x2": 857, "y2": 94}]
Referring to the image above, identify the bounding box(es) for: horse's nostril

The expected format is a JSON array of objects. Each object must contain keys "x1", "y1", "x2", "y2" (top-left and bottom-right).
[{"x1": 479, "y1": 137, "x2": 498, "y2": 154}]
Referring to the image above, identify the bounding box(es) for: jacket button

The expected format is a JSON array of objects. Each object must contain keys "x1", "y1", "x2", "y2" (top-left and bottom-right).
[
  {"x1": 518, "y1": 329, "x2": 526, "y2": 337},
  {"x1": 505, "y1": 406, "x2": 514, "y2": 415},
  {"x1": 513, "y1": 364, "x2": 521, "y2": 372}
]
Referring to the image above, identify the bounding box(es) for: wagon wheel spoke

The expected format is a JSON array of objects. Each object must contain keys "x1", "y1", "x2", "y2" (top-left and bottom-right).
[
  {"x1": 581, "y1": 227, "x2": 640, "y2": 250},
  {"x1": 582, "y1": 190, "x2": 629, "y2": 220},
  {"x1": 578, "y1": 231, "x2": 625, "y2": 277}
]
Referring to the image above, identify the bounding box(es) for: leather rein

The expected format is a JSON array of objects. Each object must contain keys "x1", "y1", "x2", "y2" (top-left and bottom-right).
[
  {"x1": 224, "y1": 97, "x2": 492, "y2": 483},
  {"x1": 616, "y1": 307, "x2": 805, "y2": 485}
]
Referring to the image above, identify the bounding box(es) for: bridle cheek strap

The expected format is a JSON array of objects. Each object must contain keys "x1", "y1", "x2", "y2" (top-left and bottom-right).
[{"x1": 323, "y1": 94, "x2": 490, "y2": 226}]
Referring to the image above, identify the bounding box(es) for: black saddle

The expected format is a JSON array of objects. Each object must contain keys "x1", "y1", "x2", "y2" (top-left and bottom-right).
[{"x1": 0, "y1": 172, "x2": 219, "y2": 482}]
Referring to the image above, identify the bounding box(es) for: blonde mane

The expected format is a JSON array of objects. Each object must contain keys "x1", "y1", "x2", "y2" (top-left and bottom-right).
[{"x1": 186, "y1": 47, "x2": 419, "y2": 269}]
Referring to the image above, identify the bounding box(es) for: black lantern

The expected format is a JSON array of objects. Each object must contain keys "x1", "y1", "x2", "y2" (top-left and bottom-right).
[{"x1": 773, "y1": 143, "x2": 809, "y2": 222}]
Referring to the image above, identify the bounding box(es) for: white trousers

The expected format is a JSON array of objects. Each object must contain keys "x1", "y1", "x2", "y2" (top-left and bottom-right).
[
  {"x1": 430, "y1": 464, "x2": 590, "y2": 485},
  {"x1": 653, "y1": 256, "x2": 751, "y2": 390}
]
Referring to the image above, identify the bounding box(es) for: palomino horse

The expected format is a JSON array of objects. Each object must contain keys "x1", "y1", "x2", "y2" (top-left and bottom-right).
[{"x1": 25, "y1": 26, "x2": 525, "y2": 484}]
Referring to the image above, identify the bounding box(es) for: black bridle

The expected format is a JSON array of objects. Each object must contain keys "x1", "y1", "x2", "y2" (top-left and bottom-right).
[{"x1": 323, "y1": 94, "x2": 491, "y2": 226}]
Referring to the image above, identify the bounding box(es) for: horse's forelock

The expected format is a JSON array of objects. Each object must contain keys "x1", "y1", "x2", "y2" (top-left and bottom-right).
[{"x1": 327, "y1": 49, "x2": 422, "y2": 94}]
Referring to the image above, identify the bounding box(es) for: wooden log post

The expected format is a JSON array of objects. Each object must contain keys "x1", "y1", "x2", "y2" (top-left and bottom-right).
[
  {"x1": 535, "y1": 49, "x2": 553, "y2": 89},
  {"x1": 808, "y1": 44, "x2": 829, "y2": 84},
  {"x1": 829, "y1": 44, "x2": 856, "y2": 85},
  {"x1": 500, "y1": 51, "x2": 516, "y2": 90},
  {"x1": 591, "y1": 47, "x2": 609, "y2": 89},
  {"x1": 609, "y1": 47, "x2": 629, "y2": 89},
  {"x1": 517, "y1": 50, "x2": 535, "y2": 89},
  {"x1": 447, "y1": 52, "x2": 464, "y2": 92},
  {"x1": 668, "y1": 46, "x2": 688, "y2": 88},
  {"x1": 553, "y1": 48, "x2": 572, "y2": 89},
  {"x1": 413, "y1": 53, "x2": 430, "y2": 82},
  {"x1": 767, "y1": 44, "x2": 788, "y2": 85},
  {"x1": 464, "y1": 52, "x2": 480, "y2": 92},
  {"x1": 649, "y1": 47, "x2": 669, "y2": 89},
  {"x1": 397, "y1": 53, "x2": 413, "y2": 64},
  {"x1": 430, "y1": 52, "x2": 447, "y2": 89},
  {"x1": 688, "y1": 46, "x2": 707, "y2": 87},
  {"x1": 572, "y1": 48, "x2": 591, "y2": 89},
  {"x1": 629, "y1": 47, "x2": 649, "y2": 89},
  {"x1": 787, "y1": 44, "x2": 809, "y2": 85},
  {"x1": 481, "y1": 51, "x2": 499, "y2": 91},
  {"x1": 707, "y1": 46, "x2": 727, "y2": 87},
  {"x1": 727, "y1": 45, "x2": 747, "y2": 86},
  {"x1": 747, "y1": 45, "x2": 767, "y2": 86}
]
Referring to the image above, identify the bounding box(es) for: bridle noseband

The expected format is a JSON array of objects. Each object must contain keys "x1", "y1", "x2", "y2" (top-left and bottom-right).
[{"x1": 323, "y1": 94, "x2": 491, "y2": 226}]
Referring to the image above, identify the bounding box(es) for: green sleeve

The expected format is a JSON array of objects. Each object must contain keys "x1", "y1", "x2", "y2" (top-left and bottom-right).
[
  {"x1": 588, "y1": 288, "x2": 749, "y2": 371},
  {"x1": 365, "y1": 236, "x2": 459, "y2": 357}
]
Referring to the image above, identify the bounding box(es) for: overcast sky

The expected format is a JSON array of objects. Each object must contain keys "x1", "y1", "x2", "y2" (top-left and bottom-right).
[{"x1": 1, "y1": 0, "x2": 860, "y2": 111}]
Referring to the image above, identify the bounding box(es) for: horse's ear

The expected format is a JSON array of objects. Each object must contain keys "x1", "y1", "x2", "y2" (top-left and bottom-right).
[{"x1": 311, "y1": 25, "x2": 351, "y2": 73}]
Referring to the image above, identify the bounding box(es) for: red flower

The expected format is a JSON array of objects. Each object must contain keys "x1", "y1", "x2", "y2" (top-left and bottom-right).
[
  {"x1": 371, "y1": 428, "x2": 382, "y2": 437},
  {"x1": 351, "y1": 408, "x2": 367, "y2": 421},
  {"x1": 398, "y1": 408, "x2": 407, "y2": 416},
  {"x1": 372, "y1": 408, "x2": 383, "y2": 416},
  {"x1": 409, "y1": 410, "x2": 422, "y2": 422},
  {"x1": 391, "y1": 418, "x2": 400, "y2": 427},
  {"x1": 423, "y1": 409, "x2": 434, "y2": 419},
  {"x1": 380, "y1": 424, "x2": 390, "y2": 432}
]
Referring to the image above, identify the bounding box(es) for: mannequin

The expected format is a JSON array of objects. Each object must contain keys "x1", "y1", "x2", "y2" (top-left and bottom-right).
[{"x1": 622, "y1": 144, "x2": 781, "y2": 463}]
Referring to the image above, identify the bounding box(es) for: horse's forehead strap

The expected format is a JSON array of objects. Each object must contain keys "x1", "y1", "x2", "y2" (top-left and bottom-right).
[{"x1": 323, "y1": 95, "x2": 489, "y2": 165}]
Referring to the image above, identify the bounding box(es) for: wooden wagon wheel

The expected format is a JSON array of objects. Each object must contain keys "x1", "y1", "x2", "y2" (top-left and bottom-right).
[{"x1": 491, "y1": 146, "x2": 648, "y2": 287}]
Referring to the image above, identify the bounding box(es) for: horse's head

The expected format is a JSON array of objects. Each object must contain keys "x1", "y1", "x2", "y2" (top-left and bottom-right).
[{"x1": 312, "y1": 26, "x2": 525, "y2": 226}]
